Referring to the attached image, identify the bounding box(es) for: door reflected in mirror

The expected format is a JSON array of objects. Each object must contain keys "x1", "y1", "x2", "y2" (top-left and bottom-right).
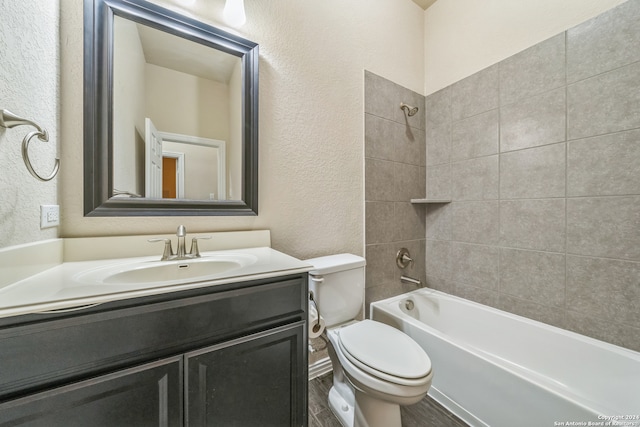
[{"x1": 111, "y1": 15, "x2": 242, "y2": 201}]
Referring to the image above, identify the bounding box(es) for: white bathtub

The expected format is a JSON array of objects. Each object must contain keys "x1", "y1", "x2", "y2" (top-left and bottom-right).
[{"x1": 370, "y1": 289, "x2": 640, "y2": 427}]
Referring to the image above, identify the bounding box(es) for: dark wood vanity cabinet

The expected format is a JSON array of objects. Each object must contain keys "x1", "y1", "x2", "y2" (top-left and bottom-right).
[
  {"x1": 0, "y1": 274, "x2": 308, "y2": 427},
  {"x1": 186, "y1": 323, "x2": 305, "y2": 426},
  {"x1": 0, "y1": 357, "x2": 183, "y2": 427}
]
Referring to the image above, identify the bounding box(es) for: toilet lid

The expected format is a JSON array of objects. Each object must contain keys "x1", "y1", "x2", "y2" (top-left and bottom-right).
[{"x1": 338, "y1": 320, "x2": 431, "y2": 379}]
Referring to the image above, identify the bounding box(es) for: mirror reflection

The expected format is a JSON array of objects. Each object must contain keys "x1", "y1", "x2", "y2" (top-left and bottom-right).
[
  {"x1": 84, "y1": 0, "x2": 259, "y2": 216},
  {"x1": 112, "y1": 16, "x2": 242, "y2": 201}
]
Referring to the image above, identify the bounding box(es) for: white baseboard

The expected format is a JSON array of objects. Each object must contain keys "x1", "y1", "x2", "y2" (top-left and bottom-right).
[{"x1": 308, "y1": 357, "x2": 332, "y2": 380}]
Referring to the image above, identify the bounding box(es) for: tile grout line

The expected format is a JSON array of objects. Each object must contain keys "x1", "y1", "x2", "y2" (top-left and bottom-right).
[
  {"x1": 497, "y1": 60, "x2": 503, "y2": 302},
  {"x1": 564, "y1": 28, "x2": 569, "y2": 328}
]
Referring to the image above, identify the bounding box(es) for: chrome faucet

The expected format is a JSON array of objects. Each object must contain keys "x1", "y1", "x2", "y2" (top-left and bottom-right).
[
  {"x1": 176, "y1": 225, "x2": 187, "y2": 259},
  {"x1": 148, "y1": 225, "x2": 211, "y2": 261}
]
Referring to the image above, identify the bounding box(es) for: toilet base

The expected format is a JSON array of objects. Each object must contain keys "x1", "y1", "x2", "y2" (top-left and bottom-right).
[
  {"x1": 328, "y1": 384, "x2": 403, "y2": 427},
  {"x1": 328, "y1": 385, "x2": 354, "y2": 427},
  {"x1": 354, "y1": 389, "x2": 401, "y2": 427}
]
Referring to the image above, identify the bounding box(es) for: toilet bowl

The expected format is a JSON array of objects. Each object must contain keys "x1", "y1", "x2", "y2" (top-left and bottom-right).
[
  {"x1": 306, "y1": 254, "x2": 432, "y2": 427},
  {"x1": 326, "y1": 321, "x2": 432, "y2": 427}
]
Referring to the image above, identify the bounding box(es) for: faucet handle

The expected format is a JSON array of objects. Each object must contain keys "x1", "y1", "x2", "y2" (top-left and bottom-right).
[
  {"x1": 148, "y1": 238, "x2": 174, "y2": 261},
  {"x1": 189, "y1": 236, "x2": 211, "y2": 258}
]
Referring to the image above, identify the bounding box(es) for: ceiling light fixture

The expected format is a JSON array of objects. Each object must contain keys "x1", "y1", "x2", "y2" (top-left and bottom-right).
[{"x1": 223, "y1": 0, "x2": 246, "y2": 26}]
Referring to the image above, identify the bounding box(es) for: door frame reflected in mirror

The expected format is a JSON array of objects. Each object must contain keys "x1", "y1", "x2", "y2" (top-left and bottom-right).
[
  {"x1": 156, "y1": 129, "x2": 227, "y2": 201},
  {"x1": 83, "y1": 0, "x2": 258, "y2": 216}
]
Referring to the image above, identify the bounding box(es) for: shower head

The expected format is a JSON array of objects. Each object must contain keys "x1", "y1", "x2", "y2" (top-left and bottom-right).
[{"x1": 400, "y1": 103, "x2": 419, "y2": 117}]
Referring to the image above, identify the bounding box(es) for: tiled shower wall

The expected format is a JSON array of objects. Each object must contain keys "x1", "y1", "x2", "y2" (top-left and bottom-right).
[
  {"x1": 364, "y1": 71, "x2": 426, "y2": 311},
  {"x1": 425, "y1": 0, "x2": 640, "y2": 352}
]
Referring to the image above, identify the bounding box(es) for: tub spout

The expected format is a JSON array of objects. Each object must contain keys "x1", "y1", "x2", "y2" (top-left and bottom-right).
[{"x1": 400, "y1": 275, "x2": 422, "y2": 286}]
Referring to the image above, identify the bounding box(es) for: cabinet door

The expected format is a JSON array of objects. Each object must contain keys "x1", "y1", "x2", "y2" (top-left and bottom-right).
[
  {"x1": 186, "y1": 322, "x2": 307, "y2": 427},
  {"x1": 0, "y1": 357, "x2": 183, "y2": 427}
]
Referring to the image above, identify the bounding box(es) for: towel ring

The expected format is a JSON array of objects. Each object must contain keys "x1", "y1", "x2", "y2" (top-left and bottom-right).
[
  {"x1": 22, "y1": 129, "x2": 60, "y2": 182},
  {"x1": 0, "y1": 109, "x2": 60, "y2": 182}
]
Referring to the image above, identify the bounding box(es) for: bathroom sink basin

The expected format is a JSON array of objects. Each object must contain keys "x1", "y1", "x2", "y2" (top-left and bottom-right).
[
  {"x1": 74, "y1": 253, "x2": 258, "y2": 287},
  {"x1": 104, "y1": 259, "x2": 242, "y2": 284}
]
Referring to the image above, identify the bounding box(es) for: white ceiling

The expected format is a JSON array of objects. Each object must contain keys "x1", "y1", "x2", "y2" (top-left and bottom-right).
[
  {"x1": 136, "y1": 23, "x2": 239, "y2": 84},
  {"x1": 412, "y1": 0, "x2": 437, "y2": 10}
]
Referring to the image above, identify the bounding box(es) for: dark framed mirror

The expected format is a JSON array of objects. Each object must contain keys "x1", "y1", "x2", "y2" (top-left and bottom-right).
[{"x1": 84, "y1": 0, "x2": 258, "y2": 216}]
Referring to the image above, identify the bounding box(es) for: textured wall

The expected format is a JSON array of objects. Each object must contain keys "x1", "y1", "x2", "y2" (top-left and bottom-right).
[
  {"x1": 58, "y1": 0, "x2": 425, "y2": 259},
  {"x1": 112, "y1": 16, "x2": 146, "y2": 196},
  {"x1": 424, "y1": 0, "x2": 629, "y2": 95},
  {"x1": 424, "y1": 0, "x2": 640, "y2": 351},
  {"x1": 0, "y1": 0, "x2": 59, "y2": 248},
  {"x1": 144, "y1": 64, "x2": 230, "y2": 140},
  {"x1": 363, "y1": 71, "x2": 426, "y2": 312}
]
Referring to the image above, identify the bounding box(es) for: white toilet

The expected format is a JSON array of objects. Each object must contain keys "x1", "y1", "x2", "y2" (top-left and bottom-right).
[{"x1": 306, "y1": 254, "x2": 432, "y2": 427}]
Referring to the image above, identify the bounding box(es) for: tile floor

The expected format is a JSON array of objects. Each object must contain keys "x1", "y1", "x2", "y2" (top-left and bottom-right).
[{"x1": 308, "y1": 372, "x2": 469, "y2": 427}]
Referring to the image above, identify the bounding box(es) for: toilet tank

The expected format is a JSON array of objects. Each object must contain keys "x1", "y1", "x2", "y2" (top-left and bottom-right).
[{"x1": 305, "y1": 254, "x2": 366, "y2": 328}]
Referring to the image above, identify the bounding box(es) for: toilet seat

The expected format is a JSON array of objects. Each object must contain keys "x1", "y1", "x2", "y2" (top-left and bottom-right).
[
  {"x1": 326, "y1": 322, "x2": 433, "y2": 419},
  {"x1": 337, "y1": 320, "x2": 431, "y2": 387}
]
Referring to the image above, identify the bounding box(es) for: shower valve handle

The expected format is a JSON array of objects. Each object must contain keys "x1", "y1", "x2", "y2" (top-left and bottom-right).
[{"x1": 396, "y1": 248, "x2": 413, "y2": 269}]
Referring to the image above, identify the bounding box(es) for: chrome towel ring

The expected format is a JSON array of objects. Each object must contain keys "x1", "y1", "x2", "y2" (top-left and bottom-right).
[{"x1": 0, "y1": 109, "x2": 60, "y2": 182}]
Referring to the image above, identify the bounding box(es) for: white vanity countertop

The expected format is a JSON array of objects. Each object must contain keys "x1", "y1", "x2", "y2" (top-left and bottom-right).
[{"x1": 0, "y1": 247, "x2": 312, "y2": 319}]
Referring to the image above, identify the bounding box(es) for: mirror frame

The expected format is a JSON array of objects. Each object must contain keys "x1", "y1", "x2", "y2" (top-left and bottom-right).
[{"x1": 84, "y1": 0, "x2": 259, "y2": 216}]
